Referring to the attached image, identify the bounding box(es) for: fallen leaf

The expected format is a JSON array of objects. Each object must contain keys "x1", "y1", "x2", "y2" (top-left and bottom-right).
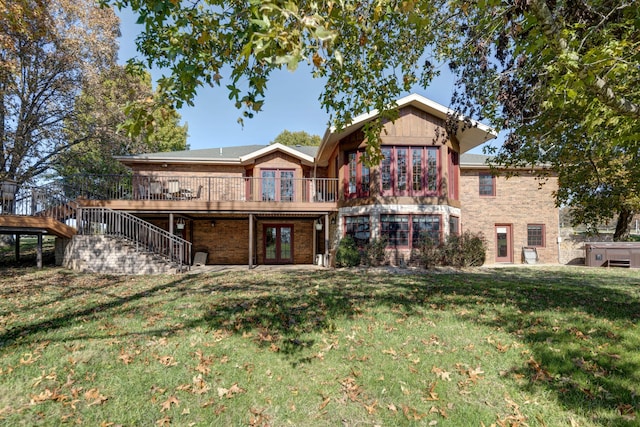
[
  {"x1": 157, "y1": 355, "x2": 177, "y2": 367},
  {"x1": 160, "y1": 395, "x2": 179, "y2": 412},
  {"x1": 119, "y1": 350, "x2": 134, "y2": 365},
  {"x1": 431, "y1": 366, "x2": 451, "y2": 381},
  {"x1": 319, "y1": 397, "x2": 331, "y2": 410},
  {"x1": 364, "y1": 400, "x2": 378, "y2": 414},
  {"x1": 156, "y1": 416, "x2": 171, "y2": 426},
  {"x1": 84, "y1": 388, "x2": 108, "y2": 406},
  {"x1": 218, "y1": 383, "x2": 246, "y2": 399}
]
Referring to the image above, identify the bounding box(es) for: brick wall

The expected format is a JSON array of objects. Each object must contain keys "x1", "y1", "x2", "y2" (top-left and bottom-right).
[
  {"x1": 460, "y1": 170, "x2": 560, "y2": 264},
  {"x1": 187, "y1": 218, "x2": 317, "y2": 265},
  {"x1": 192, "y1": 219, "x2": 250, "y2": 265}
]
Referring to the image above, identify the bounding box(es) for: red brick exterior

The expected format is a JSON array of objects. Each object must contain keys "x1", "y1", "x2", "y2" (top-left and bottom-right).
[{"x1": 460, "y1": 169, "x2": 559, "y2": 264}]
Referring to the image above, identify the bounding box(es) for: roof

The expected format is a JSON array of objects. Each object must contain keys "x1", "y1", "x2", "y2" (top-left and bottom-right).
[
  {"x1": 116, "y1": 143, "x2": 319, "y2": 166},
  {"x1": 460, "y1": 153, "x2": 491, "y2": 167},
  {"x1": 317, "y1": 93, "x2": 497, "y2": 165}
]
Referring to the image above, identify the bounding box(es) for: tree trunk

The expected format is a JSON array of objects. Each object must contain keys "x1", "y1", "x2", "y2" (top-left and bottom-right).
[{"x1": 613, "y1": 208, "x2": 633, "y2": 241}]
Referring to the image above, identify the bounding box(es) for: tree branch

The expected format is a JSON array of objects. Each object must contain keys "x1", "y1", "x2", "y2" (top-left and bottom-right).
[{"x1": 527, "y1": 0, "x2": 640, "y2": 118}]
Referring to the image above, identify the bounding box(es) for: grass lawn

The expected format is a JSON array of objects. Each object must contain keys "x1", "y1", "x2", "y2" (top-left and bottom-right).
[{"x1": 0, "y1": 266, "x2": 638, "y2": 426}]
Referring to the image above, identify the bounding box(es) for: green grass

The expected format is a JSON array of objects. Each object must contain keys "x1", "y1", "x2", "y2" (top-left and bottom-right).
[
  {"x1": 0, "y1": 266, "x2": 638, "y2": 426},
  {"x1": 0, "y1": 236, "x2": 55, "y2": 267}
]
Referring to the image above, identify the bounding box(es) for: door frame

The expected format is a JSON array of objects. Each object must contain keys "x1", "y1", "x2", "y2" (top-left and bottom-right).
[
  {"x1": 495, "y1": 224, "x2": 513, "y2": 263},
  {"x1": 263, "y1": 224, "x2": 294, "y2": 264}
]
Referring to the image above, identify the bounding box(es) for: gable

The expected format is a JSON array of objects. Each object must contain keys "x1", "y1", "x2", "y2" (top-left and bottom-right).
[{"x1": 380, "y1": 106, "x2": 446, "y2": 145}]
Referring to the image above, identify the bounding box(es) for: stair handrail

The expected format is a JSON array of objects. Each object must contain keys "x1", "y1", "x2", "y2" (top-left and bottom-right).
[{"x1": 77, "y1": 207, "x2": 192, "y2": 271}]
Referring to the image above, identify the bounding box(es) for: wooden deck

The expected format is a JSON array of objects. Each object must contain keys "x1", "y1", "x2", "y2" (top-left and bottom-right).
[
  {"x1": 0, "y1": 215, "x2": 76, "y2": 238},
  {"x1": 78, "y1": 199, "x2": 338, "y2": 214}
]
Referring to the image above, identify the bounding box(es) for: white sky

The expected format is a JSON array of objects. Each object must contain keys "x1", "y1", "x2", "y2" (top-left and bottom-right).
[{"x1": 117, "y1": 9, "x2": 500, "y2": 153}]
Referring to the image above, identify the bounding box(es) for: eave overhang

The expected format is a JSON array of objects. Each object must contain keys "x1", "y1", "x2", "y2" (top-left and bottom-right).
[{"x1": 316, "y1": 93, "x2": 498, "y2": 166}]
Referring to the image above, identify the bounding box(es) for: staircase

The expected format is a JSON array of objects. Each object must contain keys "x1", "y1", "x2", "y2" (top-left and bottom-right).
[{"x1": 1, "y1": 182, "x2": 192, "y2": 273}]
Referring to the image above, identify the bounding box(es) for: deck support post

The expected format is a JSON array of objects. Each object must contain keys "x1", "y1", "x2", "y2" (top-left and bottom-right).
[
  {"x1": 312, "y1": 219, "x2": 317, "y2": 265},
  {"x1": 14, "y1": 234, "x2": 20, "y2": 262},
  {"x1": 36, "y1": 233, "x2": 42, "y2": 268},
  {"x1": 324, "y1": 213, "x2": 330, "y2": 267},
  {"x1": 248, "y1": 214, "x2": 254, "y2": 269},
  {"x1": 168, "y1": 213, "x2": 174, "y2": 235}
]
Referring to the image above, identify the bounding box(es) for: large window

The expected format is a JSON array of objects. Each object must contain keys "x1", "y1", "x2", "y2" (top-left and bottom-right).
[
  {"x1": 344, "y1": 216, "x2": 370, "y2": 246},
  {"x1": 478, "y1": 173, "x2": 495, "y2": 196},
  {"x1": 380, "y1": 146, "x2": 439, "y2": 196},
  {"x1": 380, "y1": 215, "x2": 410, "y2": 247},
  {"x1": 346, "y1": 150, "x2": 370, "y2": 198},
  {"x1": 412, "y1": 215, "x2": 441, "y2": 246},
  {"x1": 381, "y1": 214, "x2": 441, "y2": 248},
  {"x1": 527, "y1": 224, "x2": 545, "y2": 247}
]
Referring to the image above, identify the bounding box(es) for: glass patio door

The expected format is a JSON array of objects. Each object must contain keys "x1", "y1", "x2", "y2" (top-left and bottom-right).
[
  {"x1": 261, "y1": 170, "x2": 294, "y2": 202},
  {"x1": 264, "y1": 225, "x2": 293, "y2": 264}
]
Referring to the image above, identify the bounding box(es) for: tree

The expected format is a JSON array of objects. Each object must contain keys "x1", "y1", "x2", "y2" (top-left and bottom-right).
[
  {"x1": 435, "y1": 0, "x2": 639, "y2": 240},
  {"x1": 107, "y1": 0, "x2": 638, "y2": 238},
  {"x1": 270, "y1": 130, "x2": 320, "y2": 146},
  {"x1": 104, "y1": 0, "x2": 440, "y2": 162},
  {"x1": 56, "y1": 66, "x2": 188, "y2": 179},
  {"x1": 1, "y1": 0, "x2": 120, "y2": 188}
]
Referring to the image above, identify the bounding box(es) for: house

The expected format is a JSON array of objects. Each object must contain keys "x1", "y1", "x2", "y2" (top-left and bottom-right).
[{"x1": 52, "y1": 93, "x2": 559, "y2": 271}]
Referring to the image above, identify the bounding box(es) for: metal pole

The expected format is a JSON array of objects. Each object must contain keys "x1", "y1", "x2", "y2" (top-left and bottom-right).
[{"x1": 324, "y1": 213, "x2": 330, "y2": 267}]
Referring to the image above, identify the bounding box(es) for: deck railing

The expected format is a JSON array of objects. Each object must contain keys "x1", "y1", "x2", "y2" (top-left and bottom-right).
[
  {"x1": 1, "y1": 182, "x2": 79, "y2": 220},
  {"x1": 67, "y1": 174, "x2": 339, "y2": 203}
]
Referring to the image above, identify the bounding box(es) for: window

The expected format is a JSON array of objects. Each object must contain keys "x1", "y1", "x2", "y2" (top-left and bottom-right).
[
  {"x1": 412, "y1": 215, "x2": 441, "y2": 246},
  {"x1": 261, "y1": 169, "x2": 294, "y2": 201},
  {"x1": 381, "y1": 148, "x2": 392, "y2": 192},
  {"x1": 448, "y1": 149, "x2": 459, "y2": 199},
  {"x1": 346, "y1": 150, "x2": 370, "y2": 198},
  {"x1": 381, "y1": 214, "x2": 441, "y2": 248},
  {"x1": 527, "y1": 224, "x2": 545, "y2": 247},
  {"x1": 380, "y1": 215, "x2": 410, "y2": 247},
  {"x1": 479, "y1": 173, "x2": 495, "y2": 196},
  {"x1": 380, "y1": 146, "x2": 440, "y2": 196},
  {"x1": 449, "y1": 216, "x2": 459, "y2": 235},
  {"x1": 344, "y1": 216, "x2": 370, "y2": 246}
]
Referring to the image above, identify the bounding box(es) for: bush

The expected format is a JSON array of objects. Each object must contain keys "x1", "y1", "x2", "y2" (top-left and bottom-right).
[
  {"x1": 335, "y1": 236, "x2": 361, "y2": 267},
  {"x1": 416, "y1": 236, "x2": 443, "y2": 269},
  {"x1": 361, "y1": 237, "x2": 388, "y2": 266},
  {"x1": 416, "y1": 231, "x2": 487, "y2": 269},
  {"x1": 441, "y1": 231, "x2": 487, "y2": 267}
]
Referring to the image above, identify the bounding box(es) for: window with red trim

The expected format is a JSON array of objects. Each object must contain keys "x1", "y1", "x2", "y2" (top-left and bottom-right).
[
  {"x1": 380, "y1": 146, "x2": 440, "y2": 197},
  {"x1": 345, "y1": 150, "x2": 370, "y2": 198},
  {"x1": 381, "y1": 214, "x2": 441, "y2": 248}
]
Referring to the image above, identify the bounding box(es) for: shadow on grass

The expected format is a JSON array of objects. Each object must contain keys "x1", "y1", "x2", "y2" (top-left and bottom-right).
[{"x1": 0, "y1": 267, "x2": 638, "y2": 424}]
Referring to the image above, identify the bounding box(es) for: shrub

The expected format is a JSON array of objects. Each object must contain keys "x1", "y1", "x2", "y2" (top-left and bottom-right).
[
  {"x1": 361, "y1": 237, "x2": 388, "y2": 266},
  {"x1": 335, "y1": 236, "x2": 361, "y2": 267},
  {"x1": 416, "y1": 231, "x2": 487, "y2": 269},
  {"x1": 441, "y1": 231, "x2": 487, "y2": 267},
  {"x1": 416, "y1": 236, "x2": 443, "y2": 269}
]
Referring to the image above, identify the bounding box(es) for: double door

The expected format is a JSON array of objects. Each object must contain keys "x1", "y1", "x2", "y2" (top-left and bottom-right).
[{"x1": 264, "y1": 225, "x2": 293, "y2": 264}]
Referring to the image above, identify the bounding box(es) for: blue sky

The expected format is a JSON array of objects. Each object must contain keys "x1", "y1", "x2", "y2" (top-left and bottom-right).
[{"x1": 117, "y1": 9, "x2": 500, "y2": 154}]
